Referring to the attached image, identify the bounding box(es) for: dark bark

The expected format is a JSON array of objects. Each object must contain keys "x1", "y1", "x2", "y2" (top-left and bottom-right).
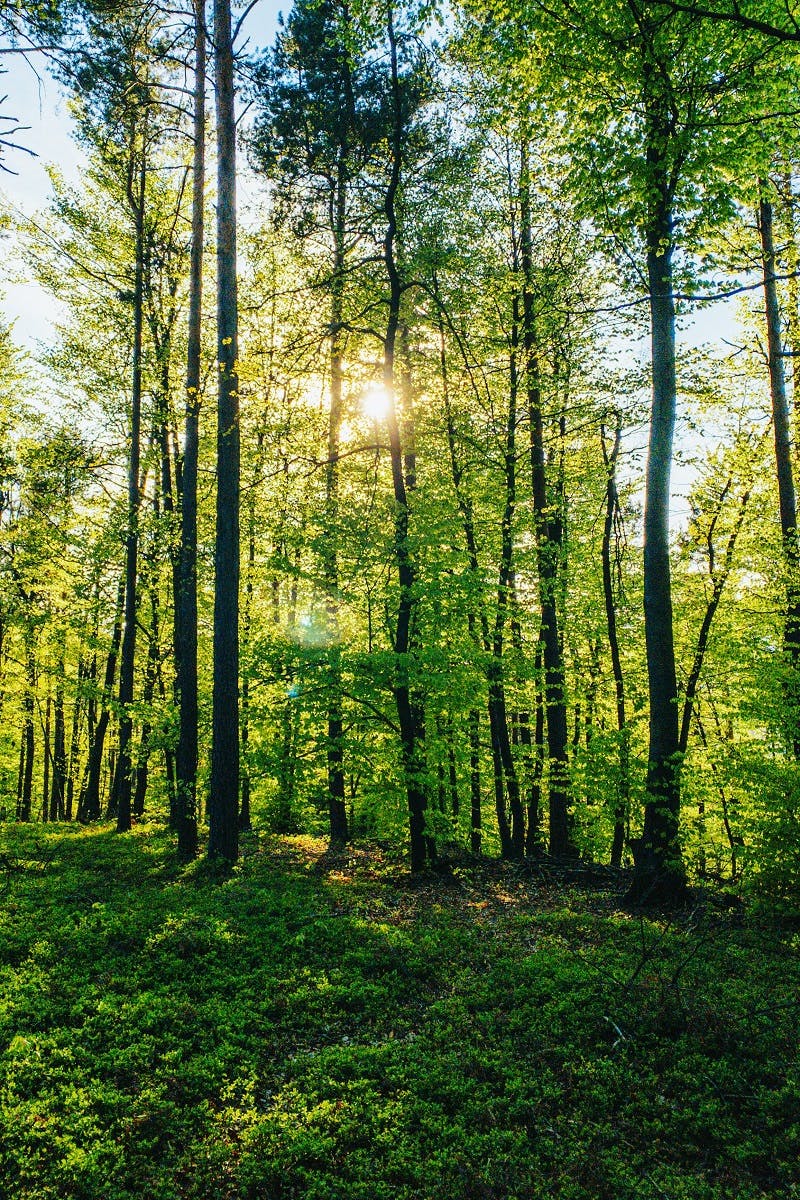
[
  {"x1": 468, "y1": 708, "x2": 482, "y2": 855},
  {"x1": 132, "y1": 581, "x2": 161, "y2": 819},
  {"x1": 600, "y1": 416, "x2": 629, "y2": 867},
  {"x1": 239, "y1": 448, "x2": 257, "y2": 834},
  {"x1": 491, "y1": 284, "x2": 525, "y2": 859},
  {"x1": 175, "y1": 0, "x2": 204, "y2": 860},
  {"x1": 759, "y1": 186, "x2": 800, "y2": 756},
  {"x1": 524, "y1": 631, "x2": 546, "y2": 857},
  {"x1": 19, "y1": 638, "x2": 35, "y2": 822},
  {"x1": 678, "y1": 478, "x2": 750, "y2": 756},
  {"x1": 446, "y1": 717, "x2": 459, "y2": 819},
  {"x1": 42, "y1": 693, "x2": 51, "y2": 822},
  {"x1": 15, "y1": 732, "x2": 25, "y2": 822},
  {"x1": 208, "y1": 0, "x2": 240, "y2": 864},
  {"x1": 51, "y1": 667, "x2": 66, "y2": 821},
  {"x1": 627, "y1": 100, "x2": 686, "y2": 905},
  {"x1": 323, "y1": 158, "x2": 349, "y2": 846},
  {"x1": 520, "y1": 151, "x2": 573, "y2": 858},
  {"x1": 79, "y1": 578, "x2": 125, "y2": 823},
  {"x1": 383, "y1": 4, "x2": 431, "y2": 873},
  {"x1": 782, "y1": 171, "x2": 800, "y2": 467},
  {"x1": 66, "y1": 657, "x2": 87, "y2": 823},
  {"x1": 115, "y1": 135, "x2": 147, "y2": 835}
]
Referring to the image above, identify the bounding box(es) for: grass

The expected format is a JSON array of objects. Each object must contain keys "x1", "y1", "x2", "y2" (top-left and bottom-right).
[{"x1": 0, "y1": 822, "x2": 798, "y2": 1199}]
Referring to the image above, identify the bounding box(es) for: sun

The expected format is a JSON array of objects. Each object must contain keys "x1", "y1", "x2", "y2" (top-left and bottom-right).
[{"x1": 360, "y1": 383, "x2": 392, "y2": 421}]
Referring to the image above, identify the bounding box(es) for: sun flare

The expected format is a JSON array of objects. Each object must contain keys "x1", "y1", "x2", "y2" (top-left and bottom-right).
[{"x1": 360, "y1": 383, "x2": 391, "y2": 421}]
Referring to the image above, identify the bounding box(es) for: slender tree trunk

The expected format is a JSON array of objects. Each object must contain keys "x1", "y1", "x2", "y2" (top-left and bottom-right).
[
  {"x1": 175, "y1": 0, "x2": 204, "y2": 859},
  {"x1": 51, "y1": 664, "x2": 66, "y2": 821},
  {"x1": 781, "y1": 170, "x2": 800, "y2": 469},
  {"x1": 66, "y1": 657, "x2": 86, "y2": 822},
  {"x1": 524, "y1": 630, "x2": 545, "y2": 856},
  {"x1": 80, "y1": 578, "x2": 125, "y2": 822},
  {"x1": 490, "y1": 284, "x2": 524, "y2": 859},
  {"x1": 468, "y1": 707, "x2": 482, "y2": 855},
  {"x1": 42, "y1": 692, "x2": 51, "y2": 822},
  {"x1": 600, "y1": 416, "x2": 628, "y2": 867},
  {"x1": 446, "y1": 716, "x2": 459, "y2": 819},
  {"x1": 759, "y1": 186, "x2": 800, "y2": 756},
  {"x1": 240, "y1": 449, "x2": 258, "y2": 833},
  {"x1": 520, "y1": 150, "x2": 573, "y2": 858},
  {"x1": 208, "y1": 0, "x2": 240, "y2": 863},
  {"x1": 383, "y1": 4, "x2": 431, "y2": 873},
  {"x1": 116, "y1": 136, "x2": 147, "y2": 834},
  {"x1": 697, "y1": 705, "x2": 740, "y2": 879},
  {"x1": 678, "y1": 478, "x2": 750, "y2": 756},
  {"x1": 15, "y1": 733, "x2": 24, "y2": 821},
  {"x1": 133, "y1": 580, "x2": 161, "y2": 819},
  {"x1": 323, "y1": 163, "x2": 350, "y2": 846},
  {"x1": 20, "y1": 637, "x2": 35, "y2": 822}
]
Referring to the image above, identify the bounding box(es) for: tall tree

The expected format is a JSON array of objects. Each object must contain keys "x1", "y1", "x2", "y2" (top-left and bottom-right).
[
  {"x1": 758, "y1": 182, "x2": 800, "y2": 756},
  {"x1": 207, "y1": 0, "x2": 240, "y2": 863},
  {"x1": 174, "y1": 0, "x2": 205, "y2": 859}
]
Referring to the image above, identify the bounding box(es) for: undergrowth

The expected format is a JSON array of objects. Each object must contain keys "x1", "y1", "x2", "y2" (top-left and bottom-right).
[{"x1": 0, "y1": 823, "x2": 798, "y2": 1200}]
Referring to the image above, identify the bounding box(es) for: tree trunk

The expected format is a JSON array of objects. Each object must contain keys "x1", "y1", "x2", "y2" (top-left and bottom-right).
[
  {"x1": 383, "y1": 4, "x2": 431, "y2": 873},
  {"x1": 79, "y1": 578, "x2": 125, "y2": 822},
  {"x1": 322, "y1": 160, "x2": 350, "y2": 846},
  {"x1": 15, "y1": 732, "x2": 24, "y2": 822},
  {"x1": 175, "y1": 0, "x2": 204, "y2": 860},
  {"x1": 490, "y1": 281, "x2": 525, "y2": 859},
  {"x1": 51, "y1": 665, "x2": 66, "y2": 821},
  {"x1": 66, "y1": 657, "x2": 87, "y2": 822},
  {"x1": 19, "y1": 637, "x2": 35, "y2": 822},
  {"x1": 759, "y1": 185, "x2": 800, "y2": 756},
  {"x1": 520, "y1": 152, "x2": 573, "y2": 858},
  {"x1": 678, "y1": 478, "x2": 750, "y2": 756},
  {"x1": 42, "y1": 691, "x2": 51, "y2": 822},
  {"x1": 468, "y1": 708, "x2": 482, "y2": 854},
  {"x1": 240, "y1": 447, "x2": 258, "y2": 834},
  {"x1": 115, "y1": 133, "x2": 147, "y2": 834},
  {"x1": 627, "y1": 119, "x2": 686, "y2": 904},
  {"x1": 524, "y1": 631, "x2": 546, "y2": 857},
  {"x1": 600, "y1": 416, "x2": 629, "y2": 867},
  {"x1": 208, "y1": 0, "x2": 240, "y2": 864},
  {"x1": 133, "y1": 581, "x2": 161, "y2": 819}
]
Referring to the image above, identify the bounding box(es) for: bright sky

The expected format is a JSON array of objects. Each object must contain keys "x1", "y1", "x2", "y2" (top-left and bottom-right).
[{"x1": 1, "y1": 53, "x2": 79, "y2": 345}]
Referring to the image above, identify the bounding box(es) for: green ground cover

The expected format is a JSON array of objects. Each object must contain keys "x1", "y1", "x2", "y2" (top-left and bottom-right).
[{"x1": 0, "y1": 824, "x2": 798, "y2": 1199}]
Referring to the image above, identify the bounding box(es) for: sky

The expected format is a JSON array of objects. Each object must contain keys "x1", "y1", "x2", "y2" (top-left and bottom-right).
[{"x1": 1, "y1": 53, "x2": 80, "y2": 345}]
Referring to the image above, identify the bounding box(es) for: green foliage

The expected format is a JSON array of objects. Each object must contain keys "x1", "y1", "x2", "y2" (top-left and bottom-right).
[{"x1": 0, "y1": 825, "x2": 799, "y2": 1199}]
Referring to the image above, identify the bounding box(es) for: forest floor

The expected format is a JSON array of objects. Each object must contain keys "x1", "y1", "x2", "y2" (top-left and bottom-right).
[{"x1": 0, "y1": 823, "x2": 798, "y2": 1200}]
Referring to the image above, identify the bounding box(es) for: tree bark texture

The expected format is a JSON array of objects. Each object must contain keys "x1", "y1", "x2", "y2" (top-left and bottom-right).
[
  {"x1": 175, "y1": 0, "x2": 205, "y2": 859},
  {"x1": 629, "y1": 109, "x2": 686, "y2": 904},
  {"x1": 759, "y1": 187, "x2": 800, "y2": 757},
  {"x1": 384, "y1": 4, "x2": 431, "y2": 872},
  {"x1": 208, "y1": 0, "x2": 240, "y2": 863},
  {"x1": 115, "y1": 137, "x2": 147, "y2": 834}
]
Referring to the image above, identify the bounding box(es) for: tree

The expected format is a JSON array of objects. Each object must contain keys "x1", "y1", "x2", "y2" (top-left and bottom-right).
[
  {"x1": 207, "y1": 0, "x2": 240, "y2": 863},
  {"x1": 174, "y1": 0, "x2": 206, "y2": 859}
]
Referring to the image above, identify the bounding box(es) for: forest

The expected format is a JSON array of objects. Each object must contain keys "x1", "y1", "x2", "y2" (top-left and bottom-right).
[{"x1": 1, "y1": 0, "x2": 800, "y2": 1195}]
